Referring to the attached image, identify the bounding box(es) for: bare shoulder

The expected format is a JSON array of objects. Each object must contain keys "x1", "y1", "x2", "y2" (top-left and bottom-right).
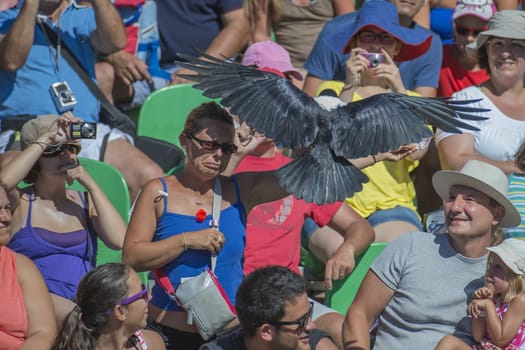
[
  {"x1": 14, "y1": 252, "x2": 38, "y2": 280},
  {"x1": 142, "y1": 329, "x2": 166, "y2": 350}
]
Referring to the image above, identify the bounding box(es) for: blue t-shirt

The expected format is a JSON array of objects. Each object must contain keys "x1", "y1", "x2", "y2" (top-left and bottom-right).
[
  {"x1": 157, "y1": 0, "x2": 243, "y2": 64},
  {"x1": 304, "y1": 7, "x2": 443, "y2": 90},
  {"x1": 0, "y1": 3, "x2": 100, "y2": 122}
]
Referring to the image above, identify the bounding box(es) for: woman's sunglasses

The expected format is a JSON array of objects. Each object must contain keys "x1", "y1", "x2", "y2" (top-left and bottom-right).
[
  {"x1": 455, "y1": 25, "x2": 487, "y2": 37},
  {"x1": 358, "y1": 31, "x2": 396, "y2": 46},
  {"x1": 184, "y1": 131, "x2": 238, "y2": 154},
  {"x1": 42, "y1": 143, "x2": 80, "y2": 158}
]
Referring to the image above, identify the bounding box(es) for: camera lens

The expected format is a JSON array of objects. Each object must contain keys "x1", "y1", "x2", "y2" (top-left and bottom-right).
[{"x1": 81, "y1": 124, "x2": 96, "y2": 138}]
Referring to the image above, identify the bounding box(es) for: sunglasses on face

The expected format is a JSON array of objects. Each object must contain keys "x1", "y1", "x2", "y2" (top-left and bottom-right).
[
  {"x1": 184, "y1": 131, "x2": 238, "y2": 154},
  {"x1": 42, "y1": 143, "x2": 80, "y2": 157},
  {"x1": 273, "y1": 301, "x2": 314, "y2": 335},
  {"x1": 455, "y1": 25, "x2": 487, "y2": 37},
  {"x1": 119, "y1": 284, "x2": 149, "y2": 306},
  {"x1": 358, "y1": 31, "x2": 396, "y2": 46}
]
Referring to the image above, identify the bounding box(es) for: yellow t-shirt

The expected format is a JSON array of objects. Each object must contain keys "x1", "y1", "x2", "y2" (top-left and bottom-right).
[{"x1": 317, "y1": 81, "x2": 421, "y2": 219}]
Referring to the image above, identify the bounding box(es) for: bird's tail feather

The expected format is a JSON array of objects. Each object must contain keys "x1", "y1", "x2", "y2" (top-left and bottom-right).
[{"x1": 276, "y1": 148, "x2": 368, "y2": 204}]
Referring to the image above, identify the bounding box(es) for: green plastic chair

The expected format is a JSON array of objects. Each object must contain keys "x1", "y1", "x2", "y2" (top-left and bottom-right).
[
  {"x1": 325, "y1": 242, "x2": 388, "y2": 314},
  {"x1": 67, "y1": 158, "x2": 130, "y2": 266},
  {"x1": 137, "y1": 83, "x2": 220, "y2": 148}
]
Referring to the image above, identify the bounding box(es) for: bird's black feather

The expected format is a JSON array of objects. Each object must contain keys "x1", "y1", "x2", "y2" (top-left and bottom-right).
[{"x1": 176, "y1": 55, "x2": 489, "y2": 204}]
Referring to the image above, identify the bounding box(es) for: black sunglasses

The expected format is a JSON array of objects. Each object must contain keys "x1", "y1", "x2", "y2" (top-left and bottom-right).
[
  {"x1": 184, "y1": 131, "x2": 238, "y2": 154},
  {"x1": 358, "y1": 31, "x2": 396, "y2": 45},
  {"x1": 42, "y1": 143, "x2": 80, "y2": 158},
  {"x1": 455, "y1": 25, "x2": 487, "y2": 37},
  {"x1": 273, "y1": 301, "x2": 314, "y2": 335}
]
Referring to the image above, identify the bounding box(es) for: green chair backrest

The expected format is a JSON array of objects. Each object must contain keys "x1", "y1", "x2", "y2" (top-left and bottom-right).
[
  {"x1": 325, "y1": 242, "x2": 388, "y2": 314},
  {"x1": 137, "y1": 83, "x2": 220, "y2": 148},
  {"x1": 68, "y1": 158, "x2": 130, "y2": 267}
]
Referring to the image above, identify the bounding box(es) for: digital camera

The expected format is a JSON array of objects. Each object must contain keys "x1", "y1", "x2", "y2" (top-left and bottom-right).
[
  {"x1": 70, "y1": 122, "x2": 97, "y2": 139},
  {"x1": 49, "y1": 81, "x2": 77, "y2": 113},
  {"x1": 361, "y1": 53, "x2": 385, "y2": 68}
]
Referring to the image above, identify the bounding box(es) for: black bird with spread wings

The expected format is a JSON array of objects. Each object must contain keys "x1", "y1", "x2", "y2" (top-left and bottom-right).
[{"x1": 176, "y1": 54, "x2": 488, "y2": 204}]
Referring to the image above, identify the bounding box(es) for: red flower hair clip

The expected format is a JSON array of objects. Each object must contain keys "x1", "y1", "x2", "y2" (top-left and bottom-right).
[{"x1": 195, "y1": 209, "x2": 207, "y2": 223}]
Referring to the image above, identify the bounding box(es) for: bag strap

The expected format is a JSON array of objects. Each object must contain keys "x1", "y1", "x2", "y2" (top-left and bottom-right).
[
  {"x1": 211, "y1": 178, "x2": 221, "y2": 272},
  {"x1": 39, "y1": 21, "x2": 136, "y2": 135}
]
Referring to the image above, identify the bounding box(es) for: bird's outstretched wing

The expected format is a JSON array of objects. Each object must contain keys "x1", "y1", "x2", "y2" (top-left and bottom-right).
[
  {"x1": 329, "y1": 93, "x2": 489, "y2": 159},
  {"x1": 176, "y1": 54, "x2": 323, "y2": 149}
]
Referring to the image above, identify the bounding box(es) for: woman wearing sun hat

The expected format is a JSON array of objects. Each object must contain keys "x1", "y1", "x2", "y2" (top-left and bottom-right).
[
  {"x1": 436, "y1": 10, "x2": 525, "y2": 238},
  {"x1": 0, "y1": 114, "x2": 126, "y2": 326},
  {"x1": 315, "y1": 0, "x2": 434, "y2": 242}
]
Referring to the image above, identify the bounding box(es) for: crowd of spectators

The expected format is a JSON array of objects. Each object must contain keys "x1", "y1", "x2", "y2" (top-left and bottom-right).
[{"x1": 1, "y1": 0, "x2": 525, "y2": 349}]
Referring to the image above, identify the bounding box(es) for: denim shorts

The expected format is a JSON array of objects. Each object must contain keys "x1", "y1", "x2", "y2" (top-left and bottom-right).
[{"x1": 367, "y1": 206, "x2": 422, "y2": 230}]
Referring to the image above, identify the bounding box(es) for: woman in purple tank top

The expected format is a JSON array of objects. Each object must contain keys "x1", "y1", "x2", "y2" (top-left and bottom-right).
[
  {"x1": 0, "y1": 114, "x2": 126, "y2": 328},
  {"x1": 123, "y1": 102, "x2": 292, "y2": 350}
]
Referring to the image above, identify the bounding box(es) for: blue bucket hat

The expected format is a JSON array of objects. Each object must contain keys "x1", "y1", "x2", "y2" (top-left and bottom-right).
[{"x1": 339, "y1": 1, "x2": 433, "y2": 62}]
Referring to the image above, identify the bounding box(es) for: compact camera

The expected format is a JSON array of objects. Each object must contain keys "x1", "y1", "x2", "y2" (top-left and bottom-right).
[
  {"x1": 70, "y1": 122, "x2": 97, "y2": 139},
  {"x1": 49, "y1": 81, "x2": 77, "y2": 113},
  {"x1": 361, "y1": 53, "x2": 386, "y2": 68}
]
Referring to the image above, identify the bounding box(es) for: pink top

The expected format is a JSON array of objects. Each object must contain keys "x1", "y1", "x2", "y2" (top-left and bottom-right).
[
  {"x1": 473, "y1": 302, "x2": 525, "y2": 349},
  {"x1": 0, "y1": 246, "x2": 28, "y2": 349}
]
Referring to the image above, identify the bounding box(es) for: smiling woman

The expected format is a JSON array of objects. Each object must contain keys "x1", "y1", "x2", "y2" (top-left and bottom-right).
[{"x1": 436, "y1": 10, "x2": 525, "y2": 236}]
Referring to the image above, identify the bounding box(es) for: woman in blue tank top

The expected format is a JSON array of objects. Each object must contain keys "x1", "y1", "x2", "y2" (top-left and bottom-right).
[
  {"x1": 0, "y1": 114, "x2": 126, "y2": 327},
  {"x1": 123, "y1": 102, "x2": 291, "y2": 350}
]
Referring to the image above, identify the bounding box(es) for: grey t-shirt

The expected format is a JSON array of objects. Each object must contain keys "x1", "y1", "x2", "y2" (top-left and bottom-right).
[{"x1": 371, "y1": 232, "x2": 486, "y2": 349}]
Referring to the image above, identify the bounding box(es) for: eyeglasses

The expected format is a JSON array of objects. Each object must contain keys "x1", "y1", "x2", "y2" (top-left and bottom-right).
[
  {"x1": 273, "y1": 301, "x2": 314, "y2": 335},
  {"x1": 184, "y1": 131, "x2": 238, "y2": 154},
  {"x1": 119, "y1": 284, "x2": 149, "y2": 306},
  {"x1": 357, "y1": 31, "x2": 396, "y2": 46},
  {"x1": 455, "y1": 25, "x2": 487, "y2": 37},
  {"x1": 42, "y1": 143, "x2": 80, "y2": 157}
]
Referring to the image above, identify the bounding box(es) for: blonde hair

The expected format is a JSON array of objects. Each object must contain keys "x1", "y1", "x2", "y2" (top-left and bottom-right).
[{"x1": 487, "y1": 252, "x2": 525, "y2": 303}]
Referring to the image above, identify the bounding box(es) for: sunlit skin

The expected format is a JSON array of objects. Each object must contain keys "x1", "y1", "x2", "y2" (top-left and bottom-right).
[
  {"x1": 180, "y1": 120, "x2": 236, "y2": 180},
  {"x1": 485, "y1": 254, "x2": 511, "y2": 298},
  {"x1": 486, "y1": 38, "x2": 525, "y2": 80},
  {"x1": 0, "y1": 187, "x2": 12, "y2": 246},
  {"x1": 120, "y1": 270, "x2": 150, "y2": 330},
  {"x1": 273, "y1": 294, "x2": 315, "y2": 350},
  {"x1": 444, "y1": 185, "x2": 502, "y2": 239}
]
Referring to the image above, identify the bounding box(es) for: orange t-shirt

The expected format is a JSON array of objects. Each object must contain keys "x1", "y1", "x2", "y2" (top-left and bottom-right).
[{"x1": 0, "y1": 246, "x2": 28, "y2": 349}]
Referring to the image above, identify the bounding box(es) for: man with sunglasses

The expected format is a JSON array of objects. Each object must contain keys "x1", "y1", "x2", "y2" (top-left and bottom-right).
[
  {"x1": 438, "y1": 0, "x2": 496, "y2": 97},
  {"x1": 200, "y1": 266, "x2": 336, "y2": 350}
]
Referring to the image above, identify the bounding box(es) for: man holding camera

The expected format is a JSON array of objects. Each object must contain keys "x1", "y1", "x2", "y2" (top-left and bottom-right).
[{"x1": 0, "y1": 0, "x2": 163, "y2": 200}]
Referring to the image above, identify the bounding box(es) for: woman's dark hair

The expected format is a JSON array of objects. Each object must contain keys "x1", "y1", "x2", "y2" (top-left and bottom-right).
[
  {"x1": 23, "y1": 162, "x2": 40, "y2": 184},
  {"x1": 235, "y1": 266, "x2": 308, "y2": 337},
  {"x1": 477, "y1": 42, "x2": 491, "y2": 74},
  {"x1": 52, "y1": 263, "x2": 131, "y2": 350},
  {"x1": 183, "y1": 102, "x2": 234, "y2": 135}
]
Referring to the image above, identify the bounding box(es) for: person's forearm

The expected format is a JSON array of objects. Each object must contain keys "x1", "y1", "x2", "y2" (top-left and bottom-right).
[
  {"x1": 0, "y1": 141, "x2": 47, "y2": 189},
  {"x1": 442, "y1": 152, "x2": 520, "y2": 175},
  {"x1": 342, "y1": 314, "x2": 371, "y2": 350},
  {"x1": 205, "y1": 20, "x2": 249, "y2": 58},
  {"x1": 0, "y1": 0, "x2": 38, "y2": 71},
  {"x1": 87, "y1": 185, "x2": 126, "y2": 249},
  {"x1": 91, "y1": 0, "x2": 126, "y2": 54},
  {"x1": 122, "y1": 234, "x2": 187, "y2": 272},
  {"x1": 339, "y1": 221, "x2": 374, "y2": 258},
  {"x1": 485, "y1": 304, "x2": 507, "y2": 346}
]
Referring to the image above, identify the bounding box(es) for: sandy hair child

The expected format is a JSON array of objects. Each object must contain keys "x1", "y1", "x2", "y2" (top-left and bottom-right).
[{"x1": 435, "y1": 238, "x2": 525, "y2": 349}]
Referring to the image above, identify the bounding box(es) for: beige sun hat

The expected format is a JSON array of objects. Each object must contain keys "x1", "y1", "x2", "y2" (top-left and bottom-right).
[
  {"x1": 467, "y1": 10, "x2": 525, "y2": 52},
  {"x1": 20, "y1": 115, "x2": 81, "y2": 153},
  {"x1": 487, "y1": 238, "x2": 525, "y2": 275},
  {"x1": 432, "y1": 160, "x2": 520, "y2": 227}
]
